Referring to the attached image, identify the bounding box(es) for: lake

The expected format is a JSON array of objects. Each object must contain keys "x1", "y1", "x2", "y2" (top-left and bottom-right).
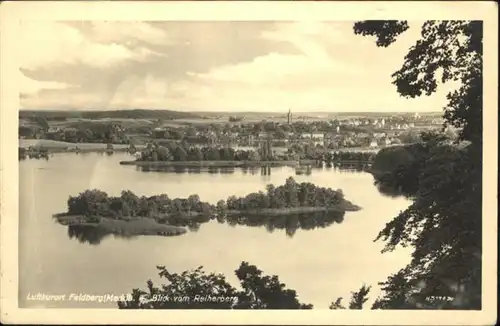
[{"x1": 19, "y1": 152, "x2": 412, "y2": 309}]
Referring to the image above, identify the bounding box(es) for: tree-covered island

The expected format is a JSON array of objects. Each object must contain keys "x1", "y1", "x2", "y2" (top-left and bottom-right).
[
  {"x1": 119, "y1": 141, "x2": 377, "y2": 168},
  {"x1": 216, "y1": 177, "x2": 360, "y2": 215},
  {"x1": 54, "y1": 177, "x2": 361, "y2": 242}
]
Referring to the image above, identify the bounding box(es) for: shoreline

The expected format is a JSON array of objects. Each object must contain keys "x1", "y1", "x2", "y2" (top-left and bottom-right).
[
  {"x1": 120, "y1": 160, "x2": 319, "y2": 167},
  {"x1": 53, "y1": 214, "x2": 187, "y2": 237},
  {"x1": 53, "y1": 200, "x2": 361, "y2": 235},
  {"x1": 120, "y1": 159, "x2": 373, "y2": 168},
  {"x1": 19, "y1": 139, "x2": 146, "y2": 153},
  {"x1": 226, "y1": 204, "x2": 361, "y2": 216}
]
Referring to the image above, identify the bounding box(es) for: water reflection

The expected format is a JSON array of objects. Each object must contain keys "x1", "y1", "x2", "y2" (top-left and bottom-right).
[
  {"x1": 134, "y1": 163, "x2": 371, "y2": 176},
  {"x1": 66, "y1": 215, "x2": 209, "y2": 245},
  {"x1": 65, "y1": 210, "x2": 347, "y2": 244},
  {"x1": 326, "y1": 162, "x2": 371, "y2": 173},
  {"x1": 67, "y1": 225, "x2": 137, "y2": 245},
  {"x1": 20, "y1": 152, "x2": 414, "y2": 309},
  {"x1": 374, "y1": 182, "x2": 409, "y2": 198},
  {"x1": 220, "y1": 210, "x2": 346, "y2": 238},
  {"x1": 136, "y1": 165, "x2": 268, "y2": 176}
]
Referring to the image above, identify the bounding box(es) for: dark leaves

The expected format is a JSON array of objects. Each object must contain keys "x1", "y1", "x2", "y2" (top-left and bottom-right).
[
  {"x1": 354, "y1": 20, "x2": 482, "y2": 309},
  {"x1": 118, "y1": 261, "x2": 313, "y2": 309},
  {"x1": 348, "y1": 285, "x2": 371, "y2": 309},
  {"x1": 355, "y1": 20, "x2": 482, "y2": 143},
  {"x1": 353, "y1": 20, "x2": 409, "y2": 47}
]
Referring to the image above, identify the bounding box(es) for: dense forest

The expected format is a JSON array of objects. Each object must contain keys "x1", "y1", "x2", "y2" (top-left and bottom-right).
[
  {"x1": 66, "y1": 189, "x2": 215, "y2": 221},
  {"x1": 218, "y1": 177, "x2": 347, "y2": 211},
  {"x1": 19, "y1": 109, "x2": 200, "y2": 120},
  {"x1": 137, "y1": 143, "x2": 263, "y2": 162},
  {"x1": 64, "y1": 177, "x2": 352, "y2": 221},
  {"x1": 119, "y1": 20, "x2": 484, "y2": 310},
  {"x1": 136, "y1": 141, "x2": 376, "y2": 163}
]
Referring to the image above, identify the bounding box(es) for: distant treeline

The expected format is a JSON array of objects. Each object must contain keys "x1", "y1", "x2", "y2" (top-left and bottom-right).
[
  {"x1": 370, "y1": 131, "x2": 458, "y2": 197},
  {"x1": 137, "y1": 142, "x2": 376, "y2": 163},
  {"x1": 19, "y1": 109, "x2": 200, "y2": 121},
  {"x1": 138, "y1": 144, "x2": 262, "y2": 162}
]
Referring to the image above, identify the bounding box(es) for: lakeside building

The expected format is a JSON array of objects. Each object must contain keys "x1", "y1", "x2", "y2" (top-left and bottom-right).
[
  {"x1": 153, "y1": 127, "x2": 167, "y2": 139},
  {"x1": 45, "y1": 127, "x2": 62, "y2": 140},
  {"x1": 301, "y1": 132, "x2": 325, "y2": 140}
]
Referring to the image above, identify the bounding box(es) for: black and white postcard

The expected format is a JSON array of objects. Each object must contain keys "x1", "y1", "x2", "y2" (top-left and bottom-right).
[{"x1": 0, "y1": 1, "x2": 497, "y2": 325}]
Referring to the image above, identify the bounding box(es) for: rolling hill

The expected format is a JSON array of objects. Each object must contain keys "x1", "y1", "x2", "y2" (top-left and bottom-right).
[{"x1": 19, "y1": 109, "x2": 201, "y2": 121}]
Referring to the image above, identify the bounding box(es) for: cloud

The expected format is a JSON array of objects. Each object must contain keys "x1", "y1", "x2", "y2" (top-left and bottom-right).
[
  {"x1": 18, "y1": 21, "x2": 164, "y2": 70},
  {"x1": 18, "y1": 70, "x2": 70, "y2": 96},
  {"x1": 195, "y1": 51, "x2": 354, "y2": 87},
  {"x1": 19, "y1": 21, "x2": 456, "y2": 113},
  {"x1": 86, "y1": 21, "x2": 171, "y2": 46},
  {"x1": 193, "y1": 22, "x2": 359, "y2": 89}
]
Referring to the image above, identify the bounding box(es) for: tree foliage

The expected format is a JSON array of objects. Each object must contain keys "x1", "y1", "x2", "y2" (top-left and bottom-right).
[
  {"x1": 66, "y1": 189, "x2": 215, "y2": 224},
  {"x1": 138, "y1": 144, "x2": 261, "y2": 162},
  {"x1": 223, "y1": 177, "x2": 347, "y2": 210},
  {"x1": 354, "y1": 20, "x2": 482, "y2": 143},
  {"x1": 118, "y1": 262, "x2": 312, "y2": 309},
  {"x1": 354, "y1": 20, "x2": 482, "y2": 309},
  {"x1": 330, "y1": 285, "x2": 371, "y2": 310},
  {"x1": 111, "y1": 19, "x2": 483, "y2": 311}
]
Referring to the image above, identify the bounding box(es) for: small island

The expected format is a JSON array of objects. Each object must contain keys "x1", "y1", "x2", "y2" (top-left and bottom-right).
[
  {"x1": 53, "y1": 189, "x2": 216, "y2": 240},
  {"x1": 54, "y1": 177, "x2": 361, "y2": 242},
  {"x1": 216, "y1": 177, "x2": 361, "y2": 216}
]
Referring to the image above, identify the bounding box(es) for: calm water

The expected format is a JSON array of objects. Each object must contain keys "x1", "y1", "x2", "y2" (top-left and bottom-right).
[{"x1": 19, "y1": 152, "x2": 412, "y2": 309}]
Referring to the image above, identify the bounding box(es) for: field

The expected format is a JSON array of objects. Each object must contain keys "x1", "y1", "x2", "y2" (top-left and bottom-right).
[
  {"x1": 19, "y1": 109, "x2": 200, "y2": 120},
  {"x1": 20, "y1": 109, "x2": 443, "y2": 130},
  {"x1": 19, "y1": 139, "x2": 146, "y2": 151}
]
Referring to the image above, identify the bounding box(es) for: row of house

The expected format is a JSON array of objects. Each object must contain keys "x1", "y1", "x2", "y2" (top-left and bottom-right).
[{"x1": 151, "y1": 124, "x2": 411, "y2": 149}]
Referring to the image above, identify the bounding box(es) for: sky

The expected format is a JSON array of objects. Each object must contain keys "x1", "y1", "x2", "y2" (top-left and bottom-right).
[{"x1": 18, "y1": 21, "x2": 457, "y2": 113}]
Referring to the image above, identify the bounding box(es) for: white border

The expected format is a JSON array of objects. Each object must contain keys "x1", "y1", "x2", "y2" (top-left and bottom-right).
[{"x1": 1, "y1": 1, "x2": 498, "y2": 325}]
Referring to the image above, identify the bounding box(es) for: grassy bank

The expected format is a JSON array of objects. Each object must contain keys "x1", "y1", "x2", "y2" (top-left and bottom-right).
[
  {"x1": 19, "y1": 139, "x2": 146, "y2": 153},
  {"x1": 226, "y1": 203, "x2": 361, "y2": 216},
  {"x1": 54, "y1": 214, "x2": 187, "y2": 236}
]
